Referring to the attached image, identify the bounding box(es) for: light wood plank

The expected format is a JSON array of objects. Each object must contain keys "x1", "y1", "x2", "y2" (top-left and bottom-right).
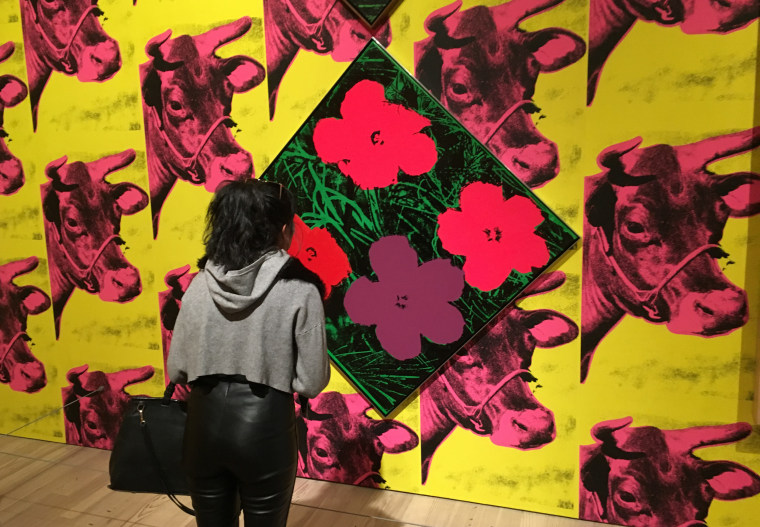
[
  {"x1": 287, "y1": 503, "x2": 372, "y2": 527},
  {"x1": 0, "y1": 436, "x2": 603, "y2": 527},
  {"x1": 58, "y1": 442, "x2": 112, "y2": 473},
  {"x1": 0, "y1": 498, "x2": 132, "y2": 527},
  {"x1": 0, "y1": 453, "x2": 55, "y2": 496},
  {"x1": 0, "y1": 434, "x2": 75, "y2": 462}
]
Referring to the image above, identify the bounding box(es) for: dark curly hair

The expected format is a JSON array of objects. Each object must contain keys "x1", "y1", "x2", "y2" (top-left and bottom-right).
[{"x1": 199, "y1": 179, "x2": 296, "y2": 271}]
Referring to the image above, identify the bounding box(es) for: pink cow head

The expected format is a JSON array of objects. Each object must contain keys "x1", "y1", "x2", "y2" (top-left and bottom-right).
[
  {"x1": 41, "y1": 149, "x2": 149, "y2": 338},
  {"x1": 414, "y1": 0, "x2": 586, "y2": 188},
  {"x1": 0, "y1": 257, "x2": 51, "y2": 393},
  {"x1": 19, "y1": 0, "x2": 121, "y2": 130},
  {"x1": 0, "y1": 42, "x2": 28, "y2": 196},
  {"x1": 297, "y1": 391, "x2": 419, "y2": 487},
  {"x1": 581, "y1": 127, "x2": 760, "y2": 381},
  {"x1": 158, "y1": 265, "x2": 196, "y2": 400},
  {"x1": 420, "y1": 271, "x2": 578, "y2": 483},
  {"x1": 580, "y1": 417, "x2": 760, "y2": 526},
  {"x1": 588, "y1": 0, "x2": 759, "y2": 104},
  {"x1": 141, "y1": 18, "x2": 265, "y2": 238},
  {"x1": 263, "y1": 0, "x2": 392, "y2": 119},
  {"x1": 62, "y1": 364, "x2": 154, "y2": 449}
]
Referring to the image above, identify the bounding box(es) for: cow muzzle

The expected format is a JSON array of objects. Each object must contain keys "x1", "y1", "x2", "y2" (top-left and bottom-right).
[
  {"x1": 152, "y1": 108, "x2": 236, "y2": 185},
  {"x1": 0, "y1": 332, "x2": 46, "y2": 393},
  {"x1": 98, "y1": 264, "x2": 142, "y2": 303},
  {"x1": 205, "y1": 150, "x2": 253, "y2": 192},
  {"x1": 0, "y1": 156, "x2": 25, "y2": 195},
  {"x1": 667, "y1": 287, "x2": 748, "y2": 336},
  {"x1": 594, "y1": 227, "x2": 723, "y2": 321},
  {"x1": 440, "y1": 367, "x2": 532, "y2": 434},
  {"x1": 76, "y1": 39, "x2": 121, "y2": 82},
  {"x1": 0, "y1": 331, "x2": 28, "y2": 370}
]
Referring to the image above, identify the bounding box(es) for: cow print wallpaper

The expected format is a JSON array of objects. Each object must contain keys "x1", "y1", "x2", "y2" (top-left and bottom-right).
[{"x1": 1, "y1": 0, "x2": 759, "y2": 526}]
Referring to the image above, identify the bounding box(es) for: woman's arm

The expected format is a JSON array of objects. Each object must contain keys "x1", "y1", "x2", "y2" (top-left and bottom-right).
[{"x1": 291, "y1": 287, "x2": 330, "y2": 398}]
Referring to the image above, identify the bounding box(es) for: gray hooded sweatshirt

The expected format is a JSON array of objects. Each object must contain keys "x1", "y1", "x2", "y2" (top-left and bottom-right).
[{"x1": 167, "y1": 249, "x2": 330, "y2": 398}]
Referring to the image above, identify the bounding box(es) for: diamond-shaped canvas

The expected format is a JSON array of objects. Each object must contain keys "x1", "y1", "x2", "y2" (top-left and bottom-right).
[
  {"x1": 340, "y1": 0, "x2": 399, "y2": 27},
  {"x1": 261, "y1": 39, "x2": 578, "y2": 416}
]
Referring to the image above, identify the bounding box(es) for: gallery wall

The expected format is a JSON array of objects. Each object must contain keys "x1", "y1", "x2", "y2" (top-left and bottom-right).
[{"x1": 1, "y1": 0, "x2": 759, "y2": 525}]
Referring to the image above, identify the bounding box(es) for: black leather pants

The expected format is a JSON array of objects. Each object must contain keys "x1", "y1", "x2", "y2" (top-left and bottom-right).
[{"x1": 183, "y1": 378, "x2": 297, "y2": 527}]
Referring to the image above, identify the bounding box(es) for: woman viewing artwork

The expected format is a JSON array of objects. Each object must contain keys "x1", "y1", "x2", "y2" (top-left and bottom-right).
[{"x1": 168, "y1": 179, "x2": 330, "y2": 527}]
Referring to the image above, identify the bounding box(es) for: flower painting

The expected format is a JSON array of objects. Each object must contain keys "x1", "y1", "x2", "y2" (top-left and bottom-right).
[
  {"x1": 344, "y1": 236, "x2": 465, "y2": 360},
  {"x1": 438, "y1": 183, "x2": 550, "y2": 291},
  {"x1": 261, "y1": 40, "x2": 577, "y2": 416},
  {"x1": 288, "y1": 216, "x2": 352, "y2": 299},
  {"x1": 340, "y1": 0, "x2": 399, "y2": 28},
  {"x1": 313, "y1": 79, "x2": 438, "y2": 189}
]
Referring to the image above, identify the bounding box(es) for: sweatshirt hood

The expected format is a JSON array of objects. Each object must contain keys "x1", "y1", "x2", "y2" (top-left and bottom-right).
[{"x1": 204, "y1": 250, "x2": 291, "y2": 314}]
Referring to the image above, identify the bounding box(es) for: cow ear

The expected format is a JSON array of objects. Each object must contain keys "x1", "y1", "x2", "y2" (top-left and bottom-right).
[
  {"x1": 414, "y1": 39, "x2": 444, "y2": 99},
  {"x1": 0, "y1": 75, "x2": 28, "y2": 108},
  {"x1": 526, "y1": 28, "x2": 586, "y2": 73},
  {"x1": 160, "y1": 294, "x2": 181, "y2": 332},
  {"x1": 523, "y1": 310, "x2": 579, "y2": 348},
  {"x1": 20, "y1": 286, "x2": 51, "y2": 315},
  {"x1": 61, "y1": 385, "x2": 82, "y2": 433},
  {"x1": 224, "y1": 56, "x2": 265, "y2": 93},
  {"x1": 42, "y1": 185, "x2": 62, "y2": 232},
  {"x1": 714, "y1": 173, "x2": 760, "y2": 218},
  {"x1": 142, "y1": 68, "x2": 162, "y2": 110},
  {"x1": 374, "y1": 420, "x2": 419, "y2": 454},
  {"x1": 585, "y1": 180, "x2": 617, "y2": 243},
  {"x1": 580, "y1": 448, "x2": 611, "y2": 519},
  {"x1": 112, "y1": 183, "x2": 149, "y2": 215},
  {"x1": 703, "y1": 461, "x2": 760, "y2": 500}
]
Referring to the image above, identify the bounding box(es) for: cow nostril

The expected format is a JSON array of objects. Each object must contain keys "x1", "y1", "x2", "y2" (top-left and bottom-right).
[
  {"x1": 513, "y1": 158, "x2": 531, "y2": 170},
  {"x1": 695, "y1": 301, "x2": 715, "y2": 316},
  {"x1": 513, "y1": 419, "x2": 528, "y2": 432}
]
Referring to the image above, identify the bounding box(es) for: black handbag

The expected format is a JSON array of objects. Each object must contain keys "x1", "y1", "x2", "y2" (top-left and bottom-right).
[{"x1": 109, "y1": 382, "x2": 195, "y2": 515}]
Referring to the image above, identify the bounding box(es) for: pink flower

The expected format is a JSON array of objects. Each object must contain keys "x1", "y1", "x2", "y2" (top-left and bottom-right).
[
  {"x1": 287, "y1": 216, "x2": 351, "y2": 299},
  {"x1": 437, "y1": 182, "x2": 550, "y2": 291},
  {"x1": 344, "y1": 236, "x2": 465, "y2": 361},
  {"x1": 312, "y1": 79, "x2": 438, "y2": 189}
]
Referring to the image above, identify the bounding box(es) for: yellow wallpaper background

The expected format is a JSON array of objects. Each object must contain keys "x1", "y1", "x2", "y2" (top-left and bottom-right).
[{"x1": 1, "y1": 0, "x2": 758, "y2": 524}]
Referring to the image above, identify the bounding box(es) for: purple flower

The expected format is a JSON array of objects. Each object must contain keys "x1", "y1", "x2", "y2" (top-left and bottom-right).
[{"x1": 344, "y1": 236, "x2": 465, "y2": 360}]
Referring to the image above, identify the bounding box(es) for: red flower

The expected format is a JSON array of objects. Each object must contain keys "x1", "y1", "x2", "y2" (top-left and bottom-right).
[
  {"x1": 288, "y1": 216, "x2": 351, "y2": 298},
  {"x1": 437, "y1": 182, "x2": 550, "y2": 291},
  {"x1": 312, "y1": 79, "x2": 438, "y2": 189}
]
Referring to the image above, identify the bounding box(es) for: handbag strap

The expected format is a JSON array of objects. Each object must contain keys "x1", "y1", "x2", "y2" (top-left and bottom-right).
[{"x1": 140, "y1": 387, "x2": 195, "y2": 516}]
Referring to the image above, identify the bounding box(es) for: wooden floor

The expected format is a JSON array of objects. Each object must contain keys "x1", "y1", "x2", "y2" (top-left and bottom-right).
[{"x1": 0, "y1": 434, "x2": 600, "y2": 527}]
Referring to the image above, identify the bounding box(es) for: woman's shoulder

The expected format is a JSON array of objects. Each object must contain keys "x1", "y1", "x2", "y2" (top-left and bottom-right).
[{"x1": 276, "y1": 258, "x2": 325, "y2": 299}]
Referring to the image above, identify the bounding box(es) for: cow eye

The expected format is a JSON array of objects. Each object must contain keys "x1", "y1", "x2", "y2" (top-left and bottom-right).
[
  {"x1": 314, "y1": 447, "x2": 329, "y2": 459},
  {"x1": 168, "y1": 99, "x2": 184, "y2": 113},
  {"x1": 64, "y1": 216, "x2": 84, "y2": 234},
  {"x1": 451, "y1": 83, "x2": 468, "y2": 97},
  {"x1": 624, "y1": 221, "x2": 644, "y2": 234},
  {"x1": 614, "y1": 487, "x2": 642, "y2": 511},
  {"x1": 445, "y1": 70, "x2": 475, "y2": 105},
  {"x1": 619, "y1": 491, "x2": 636, "y2": 503}
]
